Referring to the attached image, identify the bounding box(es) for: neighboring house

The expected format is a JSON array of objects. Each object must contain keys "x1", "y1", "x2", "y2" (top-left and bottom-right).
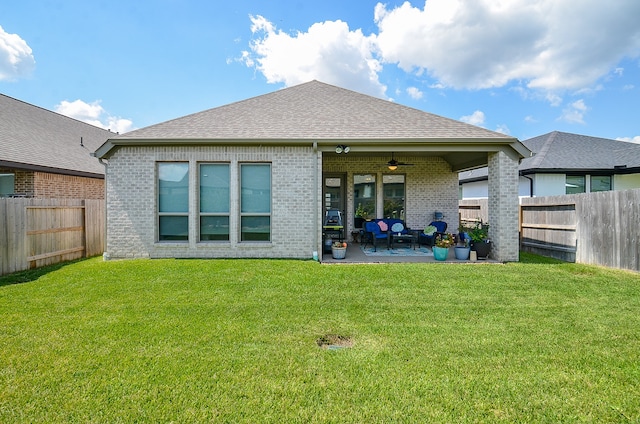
[
  {"x1": 0, "y1": 93, "x2": 112, "y2": 199},
  {"x1": 460, "y1": 131, "x2": 640, "y2": 199},
  {"x1": 93, "y1": 80, "x2": 530, "y2": 262}
]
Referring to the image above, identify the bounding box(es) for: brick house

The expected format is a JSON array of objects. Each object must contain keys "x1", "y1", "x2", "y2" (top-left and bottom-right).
[
  {"x1": 94, "y1": 81, "x2": 530, "y2": 262},
  {"x1": 0, "y1": 93, "x2": 112, "y2": 199}
]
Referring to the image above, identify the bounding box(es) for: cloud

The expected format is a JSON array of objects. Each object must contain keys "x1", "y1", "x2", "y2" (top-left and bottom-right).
[
  {"x1": 406, "y1": 86, "x2": 423, "y2": 99},
  {"x1": 242, "y1": 15, "x2": 385, "y2": 97},
  {"x1": 240, "y1": 1, "x2": 640, "y2": 99},
  {"x1": 0, "y1": 25, "x2": 35, "y2": 81},
  {"x1": 460, "y1": 110, "x2": 485, "y2": 126},
  {"x1": 495, "y1": 124, "x2": 510, "y2": 135},
  {"x1": 374, "y1": 0, "x2": 640, "y2": 91},
  {"x1": 616, "y1": 136, "x2": 640, "y2": 144},
  {"x1": 55, "y1": 99, "x2": 134, "y2": 134},
  {"x1": 559, "y1": 99, "x2": 588, "y2": 124}
]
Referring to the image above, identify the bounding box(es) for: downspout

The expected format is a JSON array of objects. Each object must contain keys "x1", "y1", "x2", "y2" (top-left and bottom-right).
[
  {"x1": 313, "y1": 141, "x2": 319, "y2": 261},
  {"x1": 97, "y1": 157, "x2": 109, "y2": 260},
  {"x1": 523, "y1": 175, "x2": 533, "y2": 197}
]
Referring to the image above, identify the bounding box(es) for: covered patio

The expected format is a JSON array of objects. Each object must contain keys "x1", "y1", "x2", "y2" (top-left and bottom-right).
[{"x1": 321, "y1": 240, "x2": 499, "y2": 264}]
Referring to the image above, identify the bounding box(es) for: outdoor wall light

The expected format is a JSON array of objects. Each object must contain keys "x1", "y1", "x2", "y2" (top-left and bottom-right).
[{"x1": 335, "y1": 144, "x2": 350, "y2": 154}]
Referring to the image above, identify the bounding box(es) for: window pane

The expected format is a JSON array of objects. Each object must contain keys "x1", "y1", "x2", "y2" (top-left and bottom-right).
[
  {"x1": 241, "y1": 216, "x2": 270, "y2": 241},
  {"x1": 159, "y1": 163, "x2": 189, "y2": 212},
  {"x1": 200, "y1": 164, "x2": 230, "y2": 213},
  {"x1": 354, "y1": 174, "x2": 376, "y2": 219},
  {"x1": 324, "y1": 177, "x2": 342, "y2": 211},
  {"x1": 0, "y1": 174, "x2": 14, "y2": 196},
  {"x1": 591, "y1": 175, "x2": 611, "y2": 192},
  {"x1": 200, "y1": 216, "x2": 229, "y2": 241},
  {"x1": 565, "y1": 175, "x2": 585, "y2": 194},
  {"x1": 383, "y1": 174, "x2": 405, "y2": 219},
  {"x1": 241, "y1": 164, "x2": 271, "y2": 213},
  {"x1": 159, "y1": 216, "x2": 188, "y2": 241}
]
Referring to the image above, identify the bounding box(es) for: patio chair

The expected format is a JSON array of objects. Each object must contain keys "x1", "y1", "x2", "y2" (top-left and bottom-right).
[
  {"x1": 362, "y1": 221, "x2": 389, "y2": 251},
  {"x1": 419, "y1": 221, "x2": 448, "y2": 247}
]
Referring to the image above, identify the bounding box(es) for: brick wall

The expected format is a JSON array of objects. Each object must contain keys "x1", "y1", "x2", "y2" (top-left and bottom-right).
[
  {"x1": 487, "y1": 151, "x2": 520, "y2": 262},
  {"x1": 105, "y1": 145, "x2": 318, "y2": 259},
  {"x1": 1, "y1": 168, "x2": 34, "y2": 196},
  {"x1": 0, "y1": 168, "x2": 104, "y2": 198},
  {"x1": 34, "y1": 172, "x2": 104, "y2": 199},
  {"x1": 323, "y1": 154, "x2": 459, "y2": 235},
  {"x1": 105, "y1": 148, "x2": 460, "y2": 260}
]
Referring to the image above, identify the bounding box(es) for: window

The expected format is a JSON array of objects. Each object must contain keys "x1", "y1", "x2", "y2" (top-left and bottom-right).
[
  {"x1": 383, "y1": 174, "x2": 405, "y2": 219},
  {"x1": 565, "y1": 175, "x2": 585, "y2": 194},
  {"x1": 240, "y1": 163, "x2": 271, "y2": 241},
  {"x1": 590, "y1": 175, "x2": 611, "y2": 192},
  {"x1": 200, "y1": 164, "x2": 230, "y2": 241},
  {"x1": 158, "y1": 162, "x2": 189, "y2": 241},
  {"x1": 354, "y1": 174, "x2": 376, "y2": 219},
  {"x1": 0, "y1": 174, "x2": 14, "y2": 196}
]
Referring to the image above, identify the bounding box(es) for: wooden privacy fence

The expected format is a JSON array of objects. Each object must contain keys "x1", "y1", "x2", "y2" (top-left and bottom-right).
[
  {"x1": 460, "y1": 189, "x2": 640, "y2": 272},
  {"x1": 458, "y1": 198, "x2": 489, "y2": 227},
  {"x1": 0, "y1": 198, "x2": 104, "y2": 276}
]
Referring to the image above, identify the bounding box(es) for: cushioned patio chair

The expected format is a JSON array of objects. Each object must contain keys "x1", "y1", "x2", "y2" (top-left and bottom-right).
[
  {"x1": 419, "y1": 221, "x2": 448, "y2": 247},
  {"x1": 362, "y1": 221, "x2": 389, "y2": 251}
]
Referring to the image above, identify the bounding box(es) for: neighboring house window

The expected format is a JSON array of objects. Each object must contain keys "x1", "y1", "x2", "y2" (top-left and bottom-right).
[
  {"x1": 383, "y1": 174, "x2": 405, "y2": 219},
  {"x1": 158, "y1": 162, "x2": 189, "y2": 241},
  {"x1": 0, "y1": 173, "x2": 14, "y2": 196},
  {"x1": 565, "y1": 175, "x2": 585, "y2": 194},
  {"x1": 354, "y1": 174, "x2": 376, "y2": 219},
  {"x1": 591, "y1": 175, "x2": 611, "y2": 192},
  {"x1": 240, "y1": 163, "x2": 271, "y2": 241},
  {"x1": 199, "y1": 163, "x2": 230, "y2": 241}
]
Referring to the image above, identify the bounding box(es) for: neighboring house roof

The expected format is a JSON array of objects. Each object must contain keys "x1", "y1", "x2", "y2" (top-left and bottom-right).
[
  {"x1": 94, "y1": 81, "x2": 529, "y2": 170},
  {"x1": 459, "y1": 131, "x2": 640, "y2": 182},
  {"x1": 520, "y1": 131, "x2": 640, "y2": 173},
  {"x1": 0, "y1": 93, "x2": 112, "y2": 177}
]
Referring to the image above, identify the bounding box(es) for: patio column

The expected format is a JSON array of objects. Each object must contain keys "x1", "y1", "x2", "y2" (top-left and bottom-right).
[{"x1": 487, "y1": 151, "x2": 520, "y2": 262}]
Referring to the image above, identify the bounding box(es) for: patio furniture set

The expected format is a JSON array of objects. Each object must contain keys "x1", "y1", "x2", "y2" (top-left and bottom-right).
[{"x1": 361, "y1": 218, "x2": 448, "y2": 251}]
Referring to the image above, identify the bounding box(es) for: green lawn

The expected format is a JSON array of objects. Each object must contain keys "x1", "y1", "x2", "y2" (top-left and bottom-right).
[{"x1": 1, "y1": 255, "x2": 639, "y2": 423}]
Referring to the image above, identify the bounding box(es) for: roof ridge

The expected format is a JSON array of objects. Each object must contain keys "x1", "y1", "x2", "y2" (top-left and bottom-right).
[{"x1": 527, "y1": 131, "x2": 558, "y2": 168}]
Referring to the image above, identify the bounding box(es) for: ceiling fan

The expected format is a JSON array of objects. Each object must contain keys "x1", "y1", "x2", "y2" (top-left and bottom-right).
[{"x1": 386, "y1": 153, "x2": 414, "y2": 170}]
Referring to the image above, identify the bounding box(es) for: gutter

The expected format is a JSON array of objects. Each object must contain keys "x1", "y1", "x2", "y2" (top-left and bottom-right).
[{"x1": 97, "y1": 157, "x2": 109, "y2": 260}]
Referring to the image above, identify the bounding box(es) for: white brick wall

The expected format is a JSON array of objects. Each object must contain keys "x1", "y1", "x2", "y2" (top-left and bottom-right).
[
  {"x1": 487, "y1": 151, "x2": 520, "y2": 261},
  {"x1": 105, "y1": 145, "x2": 318, "y2": 259},
  {"x1": 105, "y1": 147, "x2": 460, "y2": 260}
]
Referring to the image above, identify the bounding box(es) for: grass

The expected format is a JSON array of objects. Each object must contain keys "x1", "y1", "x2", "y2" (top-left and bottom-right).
[{"x1": 1, "y1": 254, "x2": 639, "y2": 422}]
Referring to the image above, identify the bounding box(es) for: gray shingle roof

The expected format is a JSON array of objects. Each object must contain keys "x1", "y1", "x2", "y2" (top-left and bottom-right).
[
  {"x1": 116, "y1": 80, "x2": 513, "y2": 141},
  {"x1": 459, "y1": 131, "x2": 640, "y2": 182},
  {"x1": 521, "y1": 131, "x2": 640, "y2": 171},
  {"x1": 0, "y1": 93, "x2": 112, "y2": 177}
]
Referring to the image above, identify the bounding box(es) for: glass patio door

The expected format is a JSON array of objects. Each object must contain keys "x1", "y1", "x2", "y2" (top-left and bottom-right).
[{"x1": 323, "y1": 174, "x2": 345, "y2": 215}]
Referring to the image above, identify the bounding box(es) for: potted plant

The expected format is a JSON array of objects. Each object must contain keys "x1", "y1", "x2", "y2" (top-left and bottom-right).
[
  {"x1": 433, "y1": 233, "x2": 453, "y2": 261},
  {"x1": 454, "y1": 234, "x2": 471, "y2": 260},
  {"x1": 331, "y1": 241, "x2": 347, "y2": 259},
  {"x1": 354, "y1": 203, "x2": 366, "y2": 229},
  {"x1": 468, "y1": 221, "x2": 491, "y2": 259}
]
